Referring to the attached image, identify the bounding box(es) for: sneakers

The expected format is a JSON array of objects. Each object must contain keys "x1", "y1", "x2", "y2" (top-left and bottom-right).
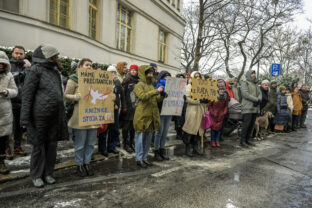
[
  {"x1": 5, "y1": 148, "x2": 13, "y2": 160},
  {"x1": 32, "y1": 178, "x2": 44, "y2": 188},
  {"x1": 14, "y1": 147, "x2": 27, "y2": 156},
  {"x1": 216, "y1": 141, "x2": 220, "y2": 147},
  {"x1": 45, "y1": 176, "x2": 56, "y2": 184},
  {"x1": 211, "y1": 141, "x2": 216, "y2": 147}
]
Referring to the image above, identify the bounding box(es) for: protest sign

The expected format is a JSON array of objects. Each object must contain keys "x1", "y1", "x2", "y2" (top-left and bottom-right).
[
  {"x1": 191, "y1": 78, "x2": 219, "y2": 101},
  {"x1": 78, "y1": 68, "x2": 114, "y2": 126},
  {"x1": 161, "y1": 77, "x2": 187, "y2": 116}
]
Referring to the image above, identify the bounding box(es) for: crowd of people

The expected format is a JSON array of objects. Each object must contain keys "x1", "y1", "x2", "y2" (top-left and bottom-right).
[{"x1": 0, "y1": 44, "x2": 310, "y2": 188}]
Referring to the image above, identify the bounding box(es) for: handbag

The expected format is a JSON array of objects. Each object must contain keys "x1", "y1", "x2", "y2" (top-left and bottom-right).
[
  {"x1": 65, "y1": 101, "x2": 77, "y2": 121},
  {"x1": 201, "y1": 111, "x2": 213, "y2": 130}
]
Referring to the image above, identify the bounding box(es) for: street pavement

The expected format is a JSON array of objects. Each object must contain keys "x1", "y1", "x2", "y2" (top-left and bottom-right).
[{"x1": 1, "y1": 117, "x2": 312, "y2": 207}]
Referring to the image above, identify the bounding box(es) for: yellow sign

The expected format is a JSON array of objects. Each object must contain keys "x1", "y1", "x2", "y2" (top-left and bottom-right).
[
  {"x1": 78, "y1": 68, "x2": 114, "y2": 127},
  {"x1": 191, "y1": 78, "x2": 219, "y2": 101}
]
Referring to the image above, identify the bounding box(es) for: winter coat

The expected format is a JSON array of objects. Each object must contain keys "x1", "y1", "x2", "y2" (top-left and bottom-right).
[
  {"x1": 274, "y1": 92, "x2": 290, "y2": 125},
  {"x1": 226, "y1": 81, "x2": 235, "y2": 99},
  {"x1": 260, "y1": 86, "x2": 269, "y2": 111},
  {"x1": 133, "y1": 65, "x2": 164, "y2": 132},
  {"x1": 156, "y1": 71, "x2": 171, "y2": 113},
  {"x1": 10, "y1": 58, "x2": 30, "y2": 108},
  {"x1": 0, "y1": 51, "x2": 18, "y2": 137},
  {"x1": 64, "y1": 76, "x2": 100, "y2": 130},
  {"x1": 240, "y1": 70, "x2": 262, "y2": 114},
  {"x1": 263, "y1": 86, "x2": 277, "y2": 114},
  {"x1": 292, "y1": 91, "x2": 303, "y2": 116},
  {"x1": 208, "y1": 96, "x2": 229, "y2": 131},
  {"x1": 286, "y1": 93, "x2": 294, "y2": 114},
  {"x1": 119, "y1": 73, "x2": 139, "y2": 127},
  {"x1": 21, "y1": 48, "x2": 68, "y2": 145},
  {"x1": 182, "y1": 84, "x2": 206, "y2": 136},
  {"x1": 113, "y1": 78, "x2": 126, "y2": 110},
  {"x1": 299, "y1": 89, "x2": 310, "y2": 111}
]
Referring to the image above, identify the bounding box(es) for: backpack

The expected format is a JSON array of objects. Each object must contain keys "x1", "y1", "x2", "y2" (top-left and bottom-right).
[{"x1": 130, "y1": 82, "x2": 145, "y2": 108}]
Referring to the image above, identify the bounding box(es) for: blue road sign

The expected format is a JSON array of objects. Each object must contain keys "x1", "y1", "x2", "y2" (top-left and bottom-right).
[{"x1": 271, "y1": 64, "x2": 280, "y2": 76}]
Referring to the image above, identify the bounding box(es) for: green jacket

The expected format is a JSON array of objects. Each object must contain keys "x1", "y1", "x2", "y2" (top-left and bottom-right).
[
  {"x1": 240, "y1": 70, "x2": 262, "y2": 114},
  {"x1": 263, "y1": 85, "x2": 277, "y2": 114},
  {"x1": 133, "y1": 65, "x2": 163, "y2": 132}
]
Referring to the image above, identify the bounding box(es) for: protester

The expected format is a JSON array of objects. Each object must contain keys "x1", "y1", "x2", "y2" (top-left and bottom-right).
[
  {"x1": 65, "y1": 58, "x2": 98, "y2": 177},
  {"x1": 120, "y1": 64, "x2": 139, "y2": 153},
  {"x1": 0, "y1": 51, "x2": 18, "y2": 174},
  {"x1": 260, "y1": 80, "x2": 270, "y2": 112},
  {"x1": 274, "y1": 86, "x2": 290, "y2": 132},
  {"x1": 182, "y1": 71, "x2": 207, "y2": 157},
  {"x1": 226, "y1": 80, "x2": 235, "y2": 99},
  {"x1": 240, "y1": 70, "x2": 261, "y2": 147},
  {"x1": 291, "y1": 82, "x2": 298, "y2": 92},
  {"x1": 150, "y1": 63, "x2": 159, "y2": 86},
  {"x1": 208, "y1": 87, "x2": 229, "y2": 147},
  {"x1": 133, "y1": 65, "x2": 165, "y2": 168},
  {"x1": 285, "y1": 88, "x2": 294, "y2": 132},
  {"x1": 116, "y1": 62, "x2": 128, "y2": 83},
  {"x1": 173, "y1": 74, "x2": 187, "y2": 140},
  {"x1": 299, "y1": 84, "x2": 310, "y2": 128},
  {"x1": 154, "y1": 70, "x2": 171, "y2": 161},
  {"x1": 8, "y1": 46, "x2": 30, "y2": 159},
  {"x1": 231, "y1": 77, "x2": 240, "y2": 102},
  {"x1": 292, "y1": 87, "x2": 303, "y2": 130},
  {"x1": 263, "y1": 81, "x2": 277, "y2": 132},
  {"x1": 21, "y1": 44, "x2": 68, "y2": 187}
]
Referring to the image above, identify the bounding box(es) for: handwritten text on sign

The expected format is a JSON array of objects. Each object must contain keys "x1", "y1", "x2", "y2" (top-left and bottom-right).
[
  {"x1": 191, "y1": 78, "x2": 219, "y2": 101},
  {"x1": 161, "y1": 77, "x2": 187, "y2": 116},
  {"x1": 78, "y1": 68, "x2": 114, "y2": 127}
]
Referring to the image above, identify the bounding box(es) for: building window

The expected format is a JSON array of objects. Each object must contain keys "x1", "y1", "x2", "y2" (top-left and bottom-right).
[
  {"x1": 158, "y1": 30, "x2": 167, "y2": 63},
  {"x1": 89, "y1": 0, "x2": 98, "y2": 39},
  {"x1": 49, "y1": 0, "x2": 70, "y2": 28},
  {"x1": 116, "y1": 4, "x2": 132, "y2": 52},
  {"x1": 0, "y1": 0, "x2": 19, "y2": 13}
]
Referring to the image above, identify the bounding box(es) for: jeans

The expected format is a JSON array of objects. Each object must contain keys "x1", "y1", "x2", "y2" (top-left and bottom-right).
[
  {"x1": 110, "y1": 109, "x2": 120, "y2": 148},
  {"x1": 74, "y1": 129, "x2": 97, "y2": 166},
  {"x1": 211, "y1": 130, "x2": 221, "y2": 142},
  {"x1": 154, "y1": 116, "x2": 172, "y2": 150},
  {"x1": 241, "y1": 113, "x2": 257, "y2": 144},
  {"x1": 135, "y1": 132, "x2": 152, "y2": 161},
  {"x1": 300, "y1": 108, "x2": 308, "y2": 126},
  {"x1": 12, "y1": 107, "x2": 22, "y2": 148}
]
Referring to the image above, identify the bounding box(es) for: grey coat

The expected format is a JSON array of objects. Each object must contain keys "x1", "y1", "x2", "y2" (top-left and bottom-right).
[
  {"x1": 240, "y1": 70, "x2": 262, "y2": 114},
  {"x1": 0, "y1": 51, "x2": 18, "y2": 137}
]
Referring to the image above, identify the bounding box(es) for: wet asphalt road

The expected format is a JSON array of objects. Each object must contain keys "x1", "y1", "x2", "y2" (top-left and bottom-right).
[{"x1": 1, "y1": 120, "x2": 312, "y2": 207}]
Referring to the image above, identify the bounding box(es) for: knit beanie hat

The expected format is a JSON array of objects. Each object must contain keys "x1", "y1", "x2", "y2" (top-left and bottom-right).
[
  {"x1": 218, "y1": 80, "x2": 226, "y2": 90},
  {"x1": 32, "y1": 44, "x2": 59, "y2": 63},
  {"x1": 107, "y1": 65, "x2": 117, "y2": 72},
  {"x1": 145, "y1": 67, "x2": 154, "y2": 75},
  {"x1": 150, "y1": 63, "x2": 157, "y2": 68},
  {"x1": 129, "y1": 64, "x2": 139, "y2": 71},
  {"x1": 279, "y1": 86, "x2": 286, "y2": 91},
  {"x1": 261, "y1": 80, "x2": 270, "y2": 85}
]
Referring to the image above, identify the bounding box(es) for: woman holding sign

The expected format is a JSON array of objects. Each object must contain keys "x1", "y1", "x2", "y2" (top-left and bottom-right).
[
  {"x1": 65, "y1": 58, "x2": 99, "y2": 177},
  {"x1": 182, "y1": 71, "x2": 207, "y2": 157}
]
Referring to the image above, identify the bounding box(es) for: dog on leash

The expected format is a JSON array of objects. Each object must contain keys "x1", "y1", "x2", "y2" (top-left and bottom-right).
[{"x1": 253, "y1": 111, "x2": 274, "y2": 140}]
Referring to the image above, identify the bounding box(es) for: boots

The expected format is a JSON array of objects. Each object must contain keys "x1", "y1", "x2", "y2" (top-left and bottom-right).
[
  {"x1": 185, "y1": 144, "x2": 193, "y2": 157},
  {"x1": 129, "y1": 130, "x2": 135, "y2": 152},
  {"x1": 154, "y1": 150, "x2": 163, "y2": 161},
  {"x1": 0, "y1": 156, "x2": 9, "y2": 175},
  {"x1": 193, "y1": 139, "x2": 203, "y2": 155},
  {"x1": 122, "y1": 130, "x2": 133, "y2": 153},
  {"x1": 159, "y1": 148, "x2": 169, "y2": 160}
]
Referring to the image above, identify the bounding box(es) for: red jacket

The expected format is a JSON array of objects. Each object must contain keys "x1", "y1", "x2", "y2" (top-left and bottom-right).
[
  {"x1": 226, "y1": 81, "x2": 235, "y2": 99},
  {"x1": 208, "y1": 97, "x2": 229, "y2": 131}
]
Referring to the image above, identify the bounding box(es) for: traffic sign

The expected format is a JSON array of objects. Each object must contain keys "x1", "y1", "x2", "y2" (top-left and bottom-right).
[{"x1": 271, "y1": 64, "x2": 280, "y2": 76}]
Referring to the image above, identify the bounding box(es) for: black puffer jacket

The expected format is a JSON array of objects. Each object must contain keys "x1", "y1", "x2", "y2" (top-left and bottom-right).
[
  {"x1": 10, "y1": 58, "x2": 30, "y2": 108},
  {"x1": 260, "y1": 86, "x2": 269, "y2": 111},
  {"x1": 120, "y1": 73, "x2": 139, "y2": 125},
  {"x1": 299, "y1": 89, "x2": 310, "y2": 110},
  {"x1": 21, "y1": 51, "x2": 68, "y2": 145}
]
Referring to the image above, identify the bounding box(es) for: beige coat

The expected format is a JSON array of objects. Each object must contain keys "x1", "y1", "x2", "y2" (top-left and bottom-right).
[
  {"x1": 64, "y1": 79, "x2": 100, "y2": 129},
  {"x1": 182, "y1": 84, "x2": 206, "y2": 136},
  {"x1": 0, "y1": 51, "x2": 18, "y2": 137},
  {"x1": 286, "y1": 93, "x2": 294, "y2": 115}
]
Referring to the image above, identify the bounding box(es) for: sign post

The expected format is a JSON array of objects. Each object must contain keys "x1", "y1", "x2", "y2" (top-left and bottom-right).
[{"x1": 78, "y1": 68, "x2": 115, "y2": 127}]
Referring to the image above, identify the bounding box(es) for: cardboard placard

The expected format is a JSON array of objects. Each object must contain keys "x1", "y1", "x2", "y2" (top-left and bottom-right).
[
  {"x1": 160, "y1": 77, "x2": 187, "y2": 116},
  {"x1": 78, "y1": 68, "x2": 114, "y2": 127},
  {"x1": 191, "y1": 78, "x2": 219, "y2": 101}
]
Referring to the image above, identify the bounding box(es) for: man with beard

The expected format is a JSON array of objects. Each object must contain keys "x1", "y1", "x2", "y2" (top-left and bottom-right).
[{"x1": 7, "y1": 46, "x2": 31, "y2": 159}]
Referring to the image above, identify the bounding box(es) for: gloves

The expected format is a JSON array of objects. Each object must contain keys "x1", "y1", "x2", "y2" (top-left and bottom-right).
[
  {"x1": 160, "y1": 91, "x2": 168, "y2": 98},
  {"x1": 74, "y1": 93, "x2": 81, "y2": 101},
  {"x1": 253, "y1": 100, "x2": 260, "y2": 107},
  {"x1": 200, "y1": 99, "x2": 209, "y2": 104}
]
